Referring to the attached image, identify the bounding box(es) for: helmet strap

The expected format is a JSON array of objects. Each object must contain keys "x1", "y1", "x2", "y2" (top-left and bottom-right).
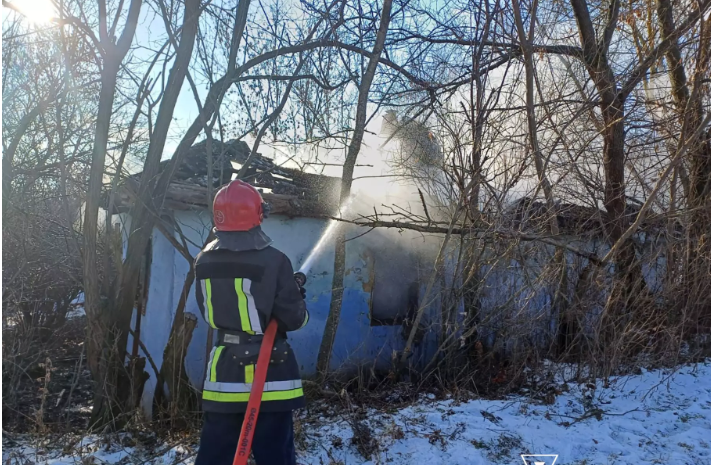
[{"x1": 262, "y1": 202, "x2": 271, "y2": 219}]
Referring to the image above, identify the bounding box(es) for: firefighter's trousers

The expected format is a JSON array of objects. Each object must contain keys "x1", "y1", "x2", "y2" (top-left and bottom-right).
[{"x1": 194, "y1": 411, "x2": 296, "y2": 465}]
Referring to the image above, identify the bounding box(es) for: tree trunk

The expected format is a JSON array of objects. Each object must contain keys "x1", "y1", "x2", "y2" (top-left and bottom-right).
[
  {"x1": 81, "y1": 0, "x2": 148, "y2": 429},
  {"x1": 599, "y1": 97, "x2": 645, "y2": 337},
  {"x1": 316, "y1": 228, "x2": 347, "y2": 376},
  {"x1": 84, "y1": 59, "x2": 123, "y2": 428},
  {"x1": 315, "y1": 0, "x2": 394, "y2": 378},
  {"x1": 115, "y1": 0, "x2": 202, "y2": 363},
  {"x1": 657, "y1": 0, "x2": 711, "y2": 214},
  {"x1": 159, "y1": 312, "x2": 198, "y2": 428},
  {"x1": 569, "y1": 0, "x2": 646, "y2": 340},
  {"x1": 151, "y1": 0, "x2": 251, "y2": 206},
  {"x1": 153, "y1": 266, "x2": 200, "y2": 427},
  {"x1": 657, "y1": 0, "x2": 711, "y2": 330},
  {"x1": 559, "y1": 262, "x2": 593, "y2": 358},
  {"x1": 512, "y1": 0, "x2": 570, "y2": 355}
]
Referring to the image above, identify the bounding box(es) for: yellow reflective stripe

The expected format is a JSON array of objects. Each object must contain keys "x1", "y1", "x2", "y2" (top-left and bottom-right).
[
  {"x1": 245, "y1": 364, "x2": 254, "y2": 384},
  {"x1": 299, "y1": 310, "x2": 309, "y2": 329},
  {"x1": 235, "y1": 278, "x2": 255, "y2": 335},
  {"x1": 202, "y1": 388, "x2": 304, "y2": 403},
  {"x1": 205, "y1": 279, "x2": 217, "y2": 329},
  {"x1": 210, "y1": 346, "x2": 225, "y2": 382}
]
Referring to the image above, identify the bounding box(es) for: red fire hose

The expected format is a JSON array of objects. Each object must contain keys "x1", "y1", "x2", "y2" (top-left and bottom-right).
[{"x1": 232, "y1": 319, "x2": 279, "y2": 465}]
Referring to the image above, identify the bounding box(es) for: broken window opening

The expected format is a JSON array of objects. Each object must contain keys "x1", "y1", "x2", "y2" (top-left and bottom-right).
[{"x1": 369, "y1": 247, "x2": 420, "y2": 327}]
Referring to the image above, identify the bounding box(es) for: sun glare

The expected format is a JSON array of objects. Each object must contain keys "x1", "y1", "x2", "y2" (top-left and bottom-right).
[{"x1": 9, "y1": 0, "x2": 56, "y2": 25}]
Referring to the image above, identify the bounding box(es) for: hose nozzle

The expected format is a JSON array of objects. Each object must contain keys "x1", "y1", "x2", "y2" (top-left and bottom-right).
[{"x1": 293, "y1": 271, "x2": 307, "y2": 287}]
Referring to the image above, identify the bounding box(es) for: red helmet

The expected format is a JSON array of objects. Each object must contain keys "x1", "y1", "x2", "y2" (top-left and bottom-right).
[{"x1": 213, "y1": 180, "x2": 266, "y2": 231}]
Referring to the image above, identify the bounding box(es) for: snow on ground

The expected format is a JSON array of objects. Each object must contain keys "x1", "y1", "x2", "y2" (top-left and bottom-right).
[
  {"x1": 4, "y1": 361, "x2": 711, "y2": 465},
  {"x1": 65, "y1": 305, "x2": 86, "y2": 320},
  {"x1": 66, "y1": 293, "x2": 86, "y2": 319}
]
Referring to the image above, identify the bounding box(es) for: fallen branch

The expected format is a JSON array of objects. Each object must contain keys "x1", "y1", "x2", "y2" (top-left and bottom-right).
[
  {"x1": 559, "y1": 408, "x2": 641, "y2": 427},
  {"x1": 323, "y1": 216, "x2": 603, "y2": 265}
]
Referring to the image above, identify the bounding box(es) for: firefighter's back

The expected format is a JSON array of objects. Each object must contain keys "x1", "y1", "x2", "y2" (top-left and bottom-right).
[
  {"x1": 193, "y1": 180, "x2": 307, "y2": 465},
  {"x1": 195, "y1": 244, "x2": 307, "y2": 413}
]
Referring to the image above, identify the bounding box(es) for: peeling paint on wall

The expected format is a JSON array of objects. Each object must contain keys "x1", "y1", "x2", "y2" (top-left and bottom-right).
[{"x1": 357, "y1": 250, "x2": 375, "y2": 294}]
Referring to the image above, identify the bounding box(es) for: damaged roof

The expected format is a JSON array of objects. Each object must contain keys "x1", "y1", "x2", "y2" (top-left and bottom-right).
[
  {"x1": 111, "y1": 139, "x2": 341, "y2": 217},
  {"x1": 503, "y1": 196, "x2": 667, "y2": 237}
]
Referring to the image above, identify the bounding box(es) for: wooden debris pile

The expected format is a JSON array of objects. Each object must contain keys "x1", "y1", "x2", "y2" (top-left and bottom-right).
[{"x1": 111, "y1": 139, "x2": 341, "y2": 217}]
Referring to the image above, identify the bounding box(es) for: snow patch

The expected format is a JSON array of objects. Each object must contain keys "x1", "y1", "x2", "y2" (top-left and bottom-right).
[{"x1": 4, "y1": 361, "x2": 711, "y2": 465}]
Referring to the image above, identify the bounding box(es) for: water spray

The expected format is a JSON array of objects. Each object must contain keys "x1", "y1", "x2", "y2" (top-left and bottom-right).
[{"x1": 297, "y1": 195, "x2": 354, "y2": 275}]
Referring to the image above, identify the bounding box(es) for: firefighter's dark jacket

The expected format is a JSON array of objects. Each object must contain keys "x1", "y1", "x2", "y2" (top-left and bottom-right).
[{"x1": 194, "y1": 227, "x2": 309, "y2": 413}]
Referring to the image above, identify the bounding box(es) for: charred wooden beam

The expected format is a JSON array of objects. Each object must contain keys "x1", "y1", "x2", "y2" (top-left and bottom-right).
[{"x1": 110, "y1": 178, "x2": 338, "y2": 217}]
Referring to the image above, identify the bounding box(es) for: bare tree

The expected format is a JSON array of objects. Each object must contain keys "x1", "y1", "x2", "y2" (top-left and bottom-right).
[
  {"x1": 2, "y1": 8, "x2": 95, "y2": 429},
  {"x1": 655, "y1": 0, "x2": 711, "y2": 328},
  {"x1": 314, "y1": 0, "x2": 394, "y2": 377},
  {"x1": 5, "y1": 0, "x2": 711, "y2": 427}
]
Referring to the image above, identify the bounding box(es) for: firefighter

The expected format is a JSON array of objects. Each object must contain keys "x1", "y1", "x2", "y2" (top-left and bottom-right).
[{"x1": 193, "y1": 180, "x2": 309, "y2": 465}]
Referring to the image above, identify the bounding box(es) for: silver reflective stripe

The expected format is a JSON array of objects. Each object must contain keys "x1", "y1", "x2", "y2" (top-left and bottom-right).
[
  {"x1": 204, "y1": 346, "x2": 217, "y2": 384},
  {"x1": 203, "y1": 378, "x2": 302, "y2": 393},
  {"x1": 200, "y1": 280, "x2": 209, "y2": 322},
  {"x1": 243, "y1": 278, "x2": 263, "y2": 334},
  {"x1": 223, "y1": 333, "x2": 240, "y2": 344}
]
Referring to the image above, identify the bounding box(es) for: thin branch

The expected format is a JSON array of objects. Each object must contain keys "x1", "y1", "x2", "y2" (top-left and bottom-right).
[{"x1": 620, "y1": 0, "x2": 711, "y2": 98}]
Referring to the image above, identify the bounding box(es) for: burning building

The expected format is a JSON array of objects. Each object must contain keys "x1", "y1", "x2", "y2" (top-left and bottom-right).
[{"x1": 109, "y1": 139, "x2": 443, "y2": 418}]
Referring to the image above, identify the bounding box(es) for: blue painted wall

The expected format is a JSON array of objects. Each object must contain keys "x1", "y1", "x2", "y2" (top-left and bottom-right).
[
  {"x1": 120, "y1": 206, "x2": 668, "y2": 419},
  {"x1": 115, "y1": 204, "x2": 672, "y2": 420},
  {"x1": 125, "y1": 209, "x2": 443, "y2": 417}
]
